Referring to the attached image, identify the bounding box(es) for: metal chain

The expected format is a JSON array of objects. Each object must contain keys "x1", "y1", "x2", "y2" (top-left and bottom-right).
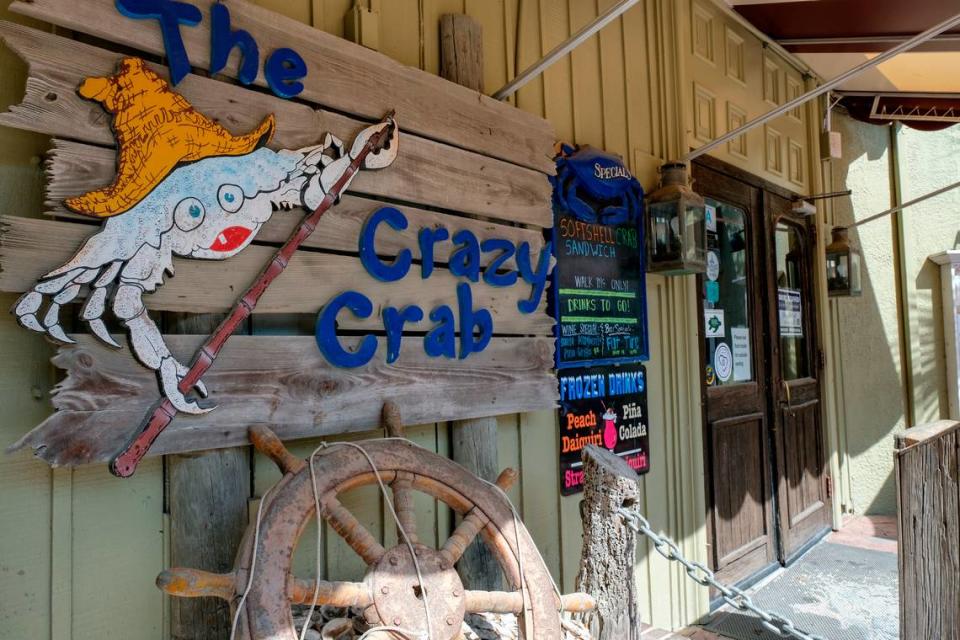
[{"x1": 617, "y1": 507, "x2": 827, "y2": 640}]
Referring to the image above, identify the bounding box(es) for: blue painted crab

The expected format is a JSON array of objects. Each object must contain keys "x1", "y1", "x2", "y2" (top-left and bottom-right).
[{"x1": 550, "y1": 143, "x2": 644, "y2": 225}]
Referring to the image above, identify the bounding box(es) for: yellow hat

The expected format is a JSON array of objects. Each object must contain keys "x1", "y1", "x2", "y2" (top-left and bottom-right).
[{"x1": 66, "y1": 57, "x2": 276, "y2": 218}]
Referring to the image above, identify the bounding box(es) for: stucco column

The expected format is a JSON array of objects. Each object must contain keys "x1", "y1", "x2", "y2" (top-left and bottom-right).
[{"x1": 931, "y1": 251, "x2": 960, "y2": 420}]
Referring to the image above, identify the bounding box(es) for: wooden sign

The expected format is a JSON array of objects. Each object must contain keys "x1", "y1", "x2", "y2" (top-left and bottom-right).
[
  {"x1": 551, "y1": 145, "x2": 648, "y2": 368},
  {"x1": 0, "y1": 1, "x2": 558, "y2": 468},
  {"x1": 558, "y1": 364, "x2": 650, "y2": 495}
]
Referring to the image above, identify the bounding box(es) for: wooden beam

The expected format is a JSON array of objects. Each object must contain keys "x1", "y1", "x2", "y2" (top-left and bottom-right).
[
  {"x1": 0, "y1": 22, "x2": 552, "y2": 227},
  {"x1": 450, "y1": 416, "x2": 502, "y2": 590},
  {"x1": 440, "y1": 14, "x2": 484, "y2": 93},
  {"x1": 6, "y1": 1, "x2": 557, "y2": 173},
  {"x1": 168, "y1": 447, "x2": 249, "y2": 639},
  {"x1": 9, "y1": 335, "x2": 558, "y2": 466},
  {"x1": 441, "y1": 12, "x2": 502, "y2": 592},
  {"x1": 165, "y1": 310, "x2": 252, "y2": 640}
]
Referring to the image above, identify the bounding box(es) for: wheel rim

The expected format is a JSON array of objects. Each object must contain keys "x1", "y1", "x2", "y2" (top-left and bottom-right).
[{"x1": 234, "y1": 439, "x2": 563, "y2": 640}]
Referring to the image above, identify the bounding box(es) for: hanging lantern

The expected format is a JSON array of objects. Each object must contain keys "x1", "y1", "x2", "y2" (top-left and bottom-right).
[
  {"x1": 825, "y1": 226, "x2": 862, "y2": 297},
  {"x1": 646, "y1": 162, "x2": 707, "y2": 275}
]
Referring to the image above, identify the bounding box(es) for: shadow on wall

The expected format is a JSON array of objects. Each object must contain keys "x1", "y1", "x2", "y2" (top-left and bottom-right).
[{"x1": 829, "y1": 112, "x2": 908, "y2": 517}]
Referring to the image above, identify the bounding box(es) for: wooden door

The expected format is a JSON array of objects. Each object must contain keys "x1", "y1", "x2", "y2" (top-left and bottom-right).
[
  {"x1": 764, "y1": 192, "x2": 832, "y2": 561},
  {"x1": 694, "y1": 164, "x2": 778, "y2": 589}
]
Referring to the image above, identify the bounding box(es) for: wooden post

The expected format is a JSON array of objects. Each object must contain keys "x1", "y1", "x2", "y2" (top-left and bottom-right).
[
  {"x1": 166, "y1": 312, "x2": 251, "y2": 640},
  {"x1": 451, "y1": 417, "x2": 502, "y2": 590},
  {"x1": 575, "y1": 445, "x2": 642, "y2": 640},
  {"x1": 440, "y1": 14, "x2": 484, "y2": 93},
  {"x1": 896, "y1": 419, "x2": 960, "y2": 640},
  {"x1": 440, "y1": 11, "x2": 501, "y2": 592}
]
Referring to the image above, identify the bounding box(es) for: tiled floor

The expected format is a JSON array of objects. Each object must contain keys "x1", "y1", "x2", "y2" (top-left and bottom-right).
[{"x1": 639, "y1": 515, "x2": 897, "y2": 640}]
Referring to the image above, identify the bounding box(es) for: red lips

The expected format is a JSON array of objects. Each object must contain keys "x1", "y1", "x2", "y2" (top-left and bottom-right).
[{"x1": 209, "y1": 226, "x2": 253, "y2": 252}]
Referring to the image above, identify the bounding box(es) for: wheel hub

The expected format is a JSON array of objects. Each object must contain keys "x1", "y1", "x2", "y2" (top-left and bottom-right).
[{"x1": 368, "y1": 543, "x2": 466, "y2": 640}]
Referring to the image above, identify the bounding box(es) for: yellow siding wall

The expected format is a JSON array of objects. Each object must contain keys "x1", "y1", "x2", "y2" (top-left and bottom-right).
[
  {"x1": 684, "y1": 0, "x2": 812, "y2": 194},
  {"x1": 0, "y1": 1, "x2": 826, "y2": 637}
]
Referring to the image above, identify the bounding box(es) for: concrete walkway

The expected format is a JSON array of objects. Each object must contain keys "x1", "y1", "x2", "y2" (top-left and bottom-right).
[{"x1": 640, "y1": 516, "x2": 898, "y2": 640}]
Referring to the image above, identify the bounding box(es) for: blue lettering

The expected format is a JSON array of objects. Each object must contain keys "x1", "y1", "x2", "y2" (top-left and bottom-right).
[
  {"x1": 418, "y1": 226, "x2": 449, "y2": 279},
  {"x1": 457, "y1": 283, "x2": 492, "y2": 359},
  {"x1": 115, "y1": 0, "x2": 201, "y2": 86},
  {"x1": 314, "y1": 291, "x2": 377, "y2": 368},
  {"x1": 359, "y1": 207, "x2": 411, "y2": 282},
  {"x1": 517, "y1": 241, "x2": 553, "y2": 314},
  {"x1": 265, "y1": 47, "x2": 307, "y2": 99},
  {"x1": 449, "y1": 230, "x2": 480, "y2": 283},
  {"x1": 481, "y1": 238, "x2": 518, "y2": 287},
  {"x1": 424, "y1": 305, "x2": 456, "y2": 358},
  {"x1": 210, "y1": 3, "x2": 259, "y2": 85},
  {"x1": 382, "y1": 305, "x2": 423, "y2": 364}
]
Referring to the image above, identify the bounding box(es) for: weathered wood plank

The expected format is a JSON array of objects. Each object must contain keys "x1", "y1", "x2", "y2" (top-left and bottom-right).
[
  {"x1": 9, "y1": 335, "x2": 558, "y2": 466},
  {"x1": 46, "y1": 138, "x2": 543, "y2": 240},
  {"x1": 168, "y1": 448, "x2": 249, "y2": 640},
  {"x1": 895, "y1": 419, "x2": 960, "y2": 449},
  {"x1": 0, "y1": 22, "x2": 552, "y2": 227},
  {"x1": 897, "y1": 428, "x2": 960, "y2": 640},
  {"x1": 0, "y1": 216, "x2": 553, "y2": 334},
  {"x1": 440, "y1": 14, "x2": 484, "y2": 93},
  {"x1": 442, "y1": 11, "x2": 502, "y2": 593},
  {"x1": 8, "y1": 0, "x2": 556, "y2": 173},
  {"x1": 165, "y1": 310, "x2": 251, "y2": 640},
  {"x1": 451, "y1": 415, "x2": 502, "y2": 591}
]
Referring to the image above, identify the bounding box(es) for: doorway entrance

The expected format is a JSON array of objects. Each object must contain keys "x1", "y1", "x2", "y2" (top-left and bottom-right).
[{"x1": 693, "y1": 157, "x2": 832, "y2": 597}]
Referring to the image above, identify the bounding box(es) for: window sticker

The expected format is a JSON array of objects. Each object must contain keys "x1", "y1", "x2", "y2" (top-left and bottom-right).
[{"x1": 732, "y1": 327, "x2": 751, "y2": 381}]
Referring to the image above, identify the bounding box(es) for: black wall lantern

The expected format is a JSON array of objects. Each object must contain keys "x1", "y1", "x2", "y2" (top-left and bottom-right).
[
  {"x1": 825, "y1": 226, "x2": 862, "y2": 297},
  {"x1": 646, "y1": 162, "x2": 707, "y2": 275}
]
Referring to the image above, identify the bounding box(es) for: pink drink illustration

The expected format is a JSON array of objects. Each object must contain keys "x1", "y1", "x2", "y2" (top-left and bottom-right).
[{"x1": 602, "y1": 408, "x2": 618, "y2": 449}]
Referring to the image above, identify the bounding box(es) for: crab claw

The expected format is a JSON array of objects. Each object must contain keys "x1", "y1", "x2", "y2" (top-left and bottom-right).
[
  {"x1": 349, "y1": 115, "x2": 398, "y2": 170},
  {"x1": 159, "y1": 357, "x2": 213, "y2": 415}
]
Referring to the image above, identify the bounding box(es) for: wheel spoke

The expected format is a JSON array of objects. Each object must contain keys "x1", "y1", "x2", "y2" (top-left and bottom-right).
[
  {"x1": 391, "y1": 471, "x2": 418, "y2": 544},
  {"x1": 249, "y1": 425, "x2": 305, "y2": 474},
  {"x1": 289, "y1": 579, "x2": 373, "y2": 608},
  {"x1": 321, "y1": 495, "x2": 386, "y2": 565},
  {"x1": 156, "y1": 568, "x2": 235, "y2": 601},
  {"x1": 440, "y1": 468, "x2": 518, "y2": 566},
  {"x1": 464, "y1": 590, "x2": 596, "y2": 614},
  {"x1": 440, "y1": 507, "x2": 487, "y2": 566}
]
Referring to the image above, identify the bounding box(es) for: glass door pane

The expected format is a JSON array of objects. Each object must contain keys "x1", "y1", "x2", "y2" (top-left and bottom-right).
[
  {"x1": 702, "y1": 198, "x2": 753, "y2": 387},
  {"x1": 774, "y1": 222, "x2": 810, "y2": 380}
]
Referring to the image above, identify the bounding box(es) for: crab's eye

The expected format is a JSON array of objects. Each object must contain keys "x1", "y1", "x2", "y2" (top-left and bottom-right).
[
  {"x1": 174, "y1": 197, "x2": 205, "y2": 231},
  {"x1": 218, "y1": 184, "x2": 244, "y2": 213}
]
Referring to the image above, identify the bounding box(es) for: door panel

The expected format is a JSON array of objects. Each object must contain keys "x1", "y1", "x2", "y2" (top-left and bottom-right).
[
  {"x1": 694, "y1": 163, "x2": 777, "y2": 590},
  {"x1": 712, "y1": 413, "x2": 770, "y2": 570},
  {"x1": 765, "y1": 194, "x2": 832, "y2": 560}
]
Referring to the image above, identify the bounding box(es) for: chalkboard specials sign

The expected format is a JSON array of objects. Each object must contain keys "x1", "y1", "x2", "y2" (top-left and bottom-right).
[
  {"x1": 550, "y1": 145, "x2": 650, "y2": 494},
  {"x1": 558, "y1": 364, "x2": 650, "y2": 495},
  {"x1": 550, "y1": 145, "x2": 649, "y2": 369}
]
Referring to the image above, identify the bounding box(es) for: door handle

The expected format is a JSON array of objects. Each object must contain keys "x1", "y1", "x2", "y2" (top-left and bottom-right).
[{"x1": 782, "y1": 380, "x2": 792, "y2": 410}]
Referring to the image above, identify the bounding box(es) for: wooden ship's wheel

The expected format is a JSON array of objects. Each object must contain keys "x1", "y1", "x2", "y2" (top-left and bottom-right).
[{"x1": 157, "y1": 403, "x2": 594, "y2": 639}]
